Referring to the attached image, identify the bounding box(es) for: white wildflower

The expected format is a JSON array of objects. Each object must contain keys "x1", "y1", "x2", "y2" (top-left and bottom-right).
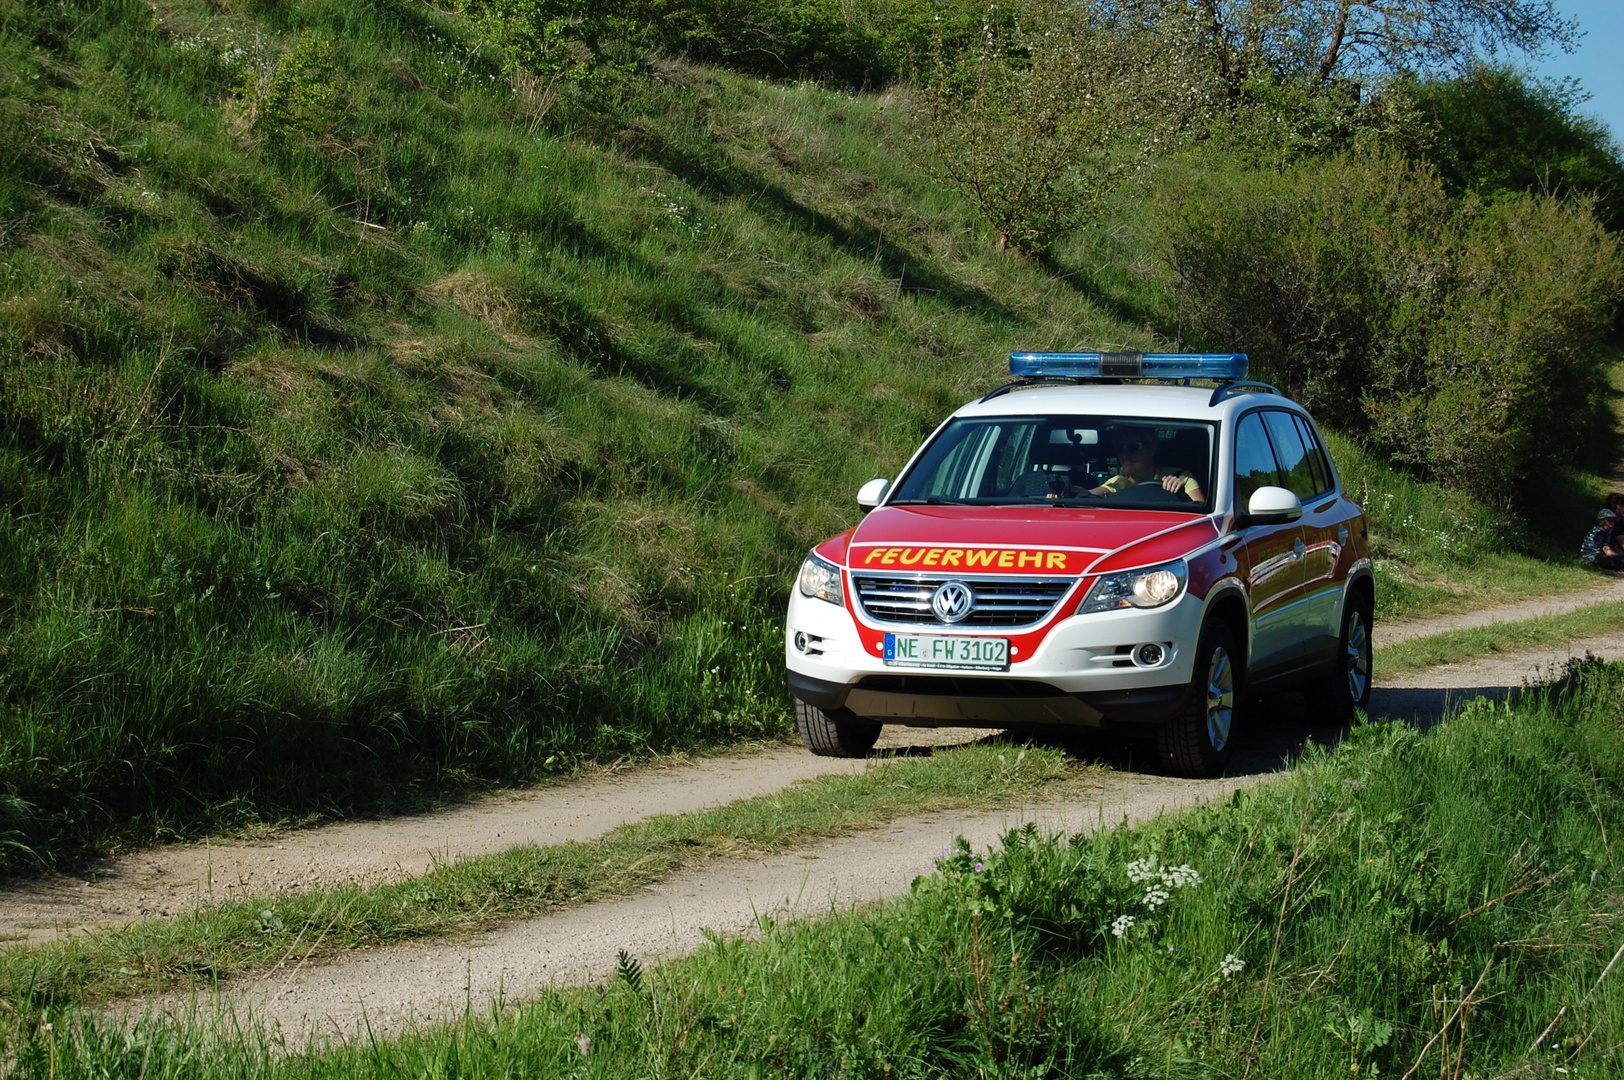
[
  {"x1": 1126, "y1": 857, "x2": 1160, "y2": 883},
  {"x1": 1163, "y1": 864, "x2": 1203, "y2": 889},
  {"x1": 1111, "y1": 913, "x2": 1135, "y2": 938},
  {"x1": 1219, "y1": 953, "x2": 1245, "y2": 977},
  {"x1": 1142, "y1": 886, "x2": 1171, "y2": 910}
]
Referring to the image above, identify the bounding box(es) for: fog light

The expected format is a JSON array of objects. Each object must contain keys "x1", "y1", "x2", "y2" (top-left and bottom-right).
[
  {"x1": 794, "y1": 631, "x2": 808, "y2": 652},
  {"x1": 1136, "y1": 643, "x2": 1164, "y2": 666}
]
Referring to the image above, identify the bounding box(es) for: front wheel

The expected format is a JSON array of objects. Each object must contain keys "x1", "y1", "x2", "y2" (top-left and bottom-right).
[
  {"x1": 1157, "y1": 621, "x2": 1241, "y2": 778},
  {"x1": 795, "y1": 700, "x2": 881, "y2": 758},
  {"x1": 1304, "y1": 594, "x2": 1373, "y2": 724}
]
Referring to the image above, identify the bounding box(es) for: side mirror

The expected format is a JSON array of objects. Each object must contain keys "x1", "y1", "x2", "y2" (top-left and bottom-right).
[
  {"x1": 857, "y1": 478, "x2": 890, "y2": 511},
  {"x1": 1238, "y1": 486, "x2": 1303, "y2": 528}
]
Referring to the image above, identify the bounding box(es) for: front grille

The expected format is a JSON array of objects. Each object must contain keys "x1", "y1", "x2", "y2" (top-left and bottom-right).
[{"x1": 852, "y1": 574, "x2": 1075, "y2": 628}]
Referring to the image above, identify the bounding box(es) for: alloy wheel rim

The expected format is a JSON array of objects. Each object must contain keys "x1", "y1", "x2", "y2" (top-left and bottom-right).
[
  {"x1": 1206, "y1": 646, "x2": 1234, "y2": 751},
  {"x1": 1345, "y1": 611, "x2": 1370, "y2": 703}
]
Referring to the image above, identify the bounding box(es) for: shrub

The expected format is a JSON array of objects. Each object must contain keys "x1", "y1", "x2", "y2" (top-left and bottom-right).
[
  {"x1": 916, "y1": 0, "x2": 1208, "y2": 253},
  {"x1": 1154, "y1": 151, "x2": 1623, "y2": 499},
  {"x1": 459, "y1": 0, "x2": 989, "y2": 89},
  {"x1": 1409, "y1": 66, "x2": 1624, "y2": 231},
  {"x1": 236, "y1": 31, "x2": 345, "y2": 148}
]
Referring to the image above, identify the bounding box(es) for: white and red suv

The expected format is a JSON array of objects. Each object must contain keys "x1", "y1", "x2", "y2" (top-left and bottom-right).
[{"x1": 784, "y1": 352, "x2": 1373, "y2": 777}]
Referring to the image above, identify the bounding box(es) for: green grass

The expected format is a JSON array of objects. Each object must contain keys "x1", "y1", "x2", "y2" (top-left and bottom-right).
[
  {"x1": 1328, "y1": 429, "x2": 1610, "y2": 623},
  {"x1": 0, "y1": 0, "x2": 1141, "y2": 866},
  {"x1": 22, "y1": 660, "x2": 1624, "y2": 1078},
  {"x1": 0, "y1": 0, "x2": 1615, "y2": 871},
  {"x1": 1376, "y1": 602, "x2": 1624, "y2": 678},
  {"x1": 0, "y1": 741, "x2": 1082, "y2": 1007}
]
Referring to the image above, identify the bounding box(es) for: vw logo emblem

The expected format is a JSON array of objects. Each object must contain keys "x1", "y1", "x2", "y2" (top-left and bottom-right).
[{"x1": 931, "y1": 581, "x2": 974, "y2": 624}]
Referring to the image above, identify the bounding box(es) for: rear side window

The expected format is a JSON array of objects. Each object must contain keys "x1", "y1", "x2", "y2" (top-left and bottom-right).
[
  {"x1": 1261, "y1": 411, "x2": 1320, "y2": 500},
  {"x1": 1234, "y1": 412, "x2": 1280, "y2": 505},
  {"x1": 1292, "y1": 414, "x2": 1335, "y2": 495}
]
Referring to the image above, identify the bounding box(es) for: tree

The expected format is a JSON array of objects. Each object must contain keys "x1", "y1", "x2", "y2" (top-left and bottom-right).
[
  {"x1": 916, "y1": 0, "x2": 1211, "y2": 254},
  {"x1": 1186, "y1": 0, "x2": 1578, "y2": 93}
]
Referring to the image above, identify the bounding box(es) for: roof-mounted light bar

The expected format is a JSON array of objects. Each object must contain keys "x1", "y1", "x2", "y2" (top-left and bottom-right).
[{"x1": 1009, "y1": 352, "x2": 1249, "y2": 381}]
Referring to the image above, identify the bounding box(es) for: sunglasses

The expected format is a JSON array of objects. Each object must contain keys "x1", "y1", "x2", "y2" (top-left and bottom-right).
[{"x1": 1116, "y1": 441, "x2": 1152, "y2": 453}]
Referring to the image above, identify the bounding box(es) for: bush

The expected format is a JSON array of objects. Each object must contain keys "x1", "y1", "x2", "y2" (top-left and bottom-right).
[
  {"x1": 1154, "y1": 151, "x2": 1623, "y2": 499},
  {"x1": 915, "y1": 0, "x2": 1207, "y2": 253},
  {"x1": 1409, "y1": 66, "x2": 1624, "y2": 231},
  {"x1": 460, "y1": 0, "x2": 991, "y2": 88}
]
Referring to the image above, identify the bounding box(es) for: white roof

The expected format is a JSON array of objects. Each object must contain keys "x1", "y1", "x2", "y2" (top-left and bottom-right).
[{"x1": 951, "y1": 382, "x2": 1307, "y2": 425}]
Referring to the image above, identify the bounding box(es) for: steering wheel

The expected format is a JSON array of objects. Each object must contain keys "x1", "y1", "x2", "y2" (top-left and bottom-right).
[{"x1": 1130, "y1": 482, "x2": 1193, "y2": 504}]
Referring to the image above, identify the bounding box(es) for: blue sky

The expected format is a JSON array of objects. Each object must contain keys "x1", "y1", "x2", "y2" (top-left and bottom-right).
[{"x1": 1532, "y1": 1, "x2": 1624, "y2": 143}]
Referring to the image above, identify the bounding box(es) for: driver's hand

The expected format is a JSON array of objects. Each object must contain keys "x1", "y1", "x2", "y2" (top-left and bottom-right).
[{"x1": 1160, "y1": 475, "x2": 1184, "y2": 493}]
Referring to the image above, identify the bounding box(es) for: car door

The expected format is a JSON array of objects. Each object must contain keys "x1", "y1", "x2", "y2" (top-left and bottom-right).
[
  {"x1": 1260, "y1": 410, "x2": 1339, "y2": 668},
  {"x1": 1233, "y1": 410, "x2": 1305, "y2": 680},
  {"x1": 1286, "y1": 412, "x2": 1350, "y2": 668}
]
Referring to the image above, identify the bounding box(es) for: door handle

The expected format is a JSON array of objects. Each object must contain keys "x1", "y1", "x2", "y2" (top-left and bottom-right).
[{"x1": 1293, "y1": 538, "x2": 1306, "y2": 560}]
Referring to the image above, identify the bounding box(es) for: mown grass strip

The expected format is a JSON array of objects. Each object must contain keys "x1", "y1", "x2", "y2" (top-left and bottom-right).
[
  {"x1": 1375, "y1": 601, "x2": 1622, "y2": 678},
  {"x1": 0, "y1": 742, "x2": 1085, "y2": 1008}
]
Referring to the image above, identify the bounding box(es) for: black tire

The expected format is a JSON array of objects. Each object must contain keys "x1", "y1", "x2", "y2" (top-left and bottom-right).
[
  {"x1": 1156, "y1": 621, "x2": 1241, "y2": 778},
  {"x1": 1304, "y1": 592, "x2": 1373, "y2": 724},
  {"x1": 795, "y1": 700, "x2": 882, "y2": 758}
]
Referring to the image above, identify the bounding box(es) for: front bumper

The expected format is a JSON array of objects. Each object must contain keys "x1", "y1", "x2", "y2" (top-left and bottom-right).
[{"x1": 785, "y1": 584, "x2": 1204, "y2": 730}]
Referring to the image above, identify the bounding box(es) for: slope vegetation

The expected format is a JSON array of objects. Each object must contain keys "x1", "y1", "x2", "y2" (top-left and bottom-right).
[{"x1": 0, "y1": 0, "x2": 1607, "y2": 864}]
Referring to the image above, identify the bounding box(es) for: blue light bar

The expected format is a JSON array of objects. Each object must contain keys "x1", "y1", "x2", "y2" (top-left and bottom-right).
[{"x1": 1009, "y1": 351, "x2": 1248, "y2": 381}]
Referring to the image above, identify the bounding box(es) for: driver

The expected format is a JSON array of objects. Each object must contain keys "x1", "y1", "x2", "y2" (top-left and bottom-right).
[{"x1": 1089, "y1": 427, "x2": 1204, "y2": 501}]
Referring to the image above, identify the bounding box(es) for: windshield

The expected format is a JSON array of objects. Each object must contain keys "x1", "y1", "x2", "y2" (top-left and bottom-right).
[{"x1": 890, "y1": 415, "x2": 1217, "y2": 512}]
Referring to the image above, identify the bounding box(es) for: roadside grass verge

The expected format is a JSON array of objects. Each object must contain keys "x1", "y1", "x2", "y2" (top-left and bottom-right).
[
  {"x1": 0, "y1": 742, "x2": 1083, "y2": 1008},
  {"x1": 1328, "y1": 429, "x2": 1609, "y2": 623},
  {"x1": 1376, "y1": 601, "x2": 1624, "y2": 678},
  {"x1": 29, "y1": 660, "x2": 1624, "y2": 1078}
]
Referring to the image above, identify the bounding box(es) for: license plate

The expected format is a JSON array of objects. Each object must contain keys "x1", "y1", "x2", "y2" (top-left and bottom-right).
[{"x1": 884, "y1": 633, "x2": 1010, "y2": 671}]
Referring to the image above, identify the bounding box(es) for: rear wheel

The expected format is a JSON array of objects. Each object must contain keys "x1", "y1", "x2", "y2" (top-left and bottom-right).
[
  {"x1": 1157, "y1": 621, "x2": 1240, "y2": 778},
  {"x1": 1304, "y1": 593, "x2": 1373, "y2": 724},
  {"x1": 795, "y1": 700, "x2": 882, "y2": 758}
]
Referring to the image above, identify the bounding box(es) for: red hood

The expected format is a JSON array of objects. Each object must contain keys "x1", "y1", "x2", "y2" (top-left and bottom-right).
[{"x1": 845, "y1": 505, "x2": 1216, "y2": 576}]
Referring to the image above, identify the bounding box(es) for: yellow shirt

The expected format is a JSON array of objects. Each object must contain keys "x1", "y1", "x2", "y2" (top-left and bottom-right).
[{"x1": 1098, "y1": 470, "x2": 1201, "y2": 498}]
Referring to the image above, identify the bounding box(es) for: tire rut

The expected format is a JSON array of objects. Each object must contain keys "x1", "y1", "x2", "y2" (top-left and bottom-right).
[{"x1": 136, "y1": 775, "x2": 1248, "y2": 1046}]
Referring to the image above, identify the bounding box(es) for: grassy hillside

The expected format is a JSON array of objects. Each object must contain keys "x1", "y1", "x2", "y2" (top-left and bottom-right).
[{"x1": 0, "y1": 0, "x2": 1610, "y2": 864}]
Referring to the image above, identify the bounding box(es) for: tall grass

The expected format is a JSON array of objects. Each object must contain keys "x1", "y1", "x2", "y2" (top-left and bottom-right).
[
  {"x1": 21, "y1": 659, "x2": 1624, "y2": 1077},
  {"x1": 0, "y1": 0, "x2": 1148, "y2": 864}
]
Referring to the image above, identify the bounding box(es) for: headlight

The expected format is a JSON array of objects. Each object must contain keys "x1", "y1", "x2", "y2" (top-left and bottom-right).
[
  {"x1": 1081, "y1": 559, "x2": 1187, "y2": 613},
  {"x1": 798, "y1": 552, "x2": 844, "y2": 606}
]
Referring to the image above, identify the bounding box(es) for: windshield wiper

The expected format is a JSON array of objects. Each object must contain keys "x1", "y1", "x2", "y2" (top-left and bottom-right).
[{"x1": 886, "y1": 497, "x2": 968, "y2": 505}]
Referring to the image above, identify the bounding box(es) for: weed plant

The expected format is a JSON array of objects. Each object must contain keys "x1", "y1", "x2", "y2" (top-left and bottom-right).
[{"x1": 22, "y1": 659, "x2": 1624, "y2": 1077}]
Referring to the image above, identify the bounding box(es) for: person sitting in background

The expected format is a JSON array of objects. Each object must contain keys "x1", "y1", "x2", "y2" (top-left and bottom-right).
[
  {"x1": 1607, "y1": 493, "x2": 1624, "y2": 548},
  {"x1": 1581, "y1": 508, "x2": 1624, "y2": 570}
]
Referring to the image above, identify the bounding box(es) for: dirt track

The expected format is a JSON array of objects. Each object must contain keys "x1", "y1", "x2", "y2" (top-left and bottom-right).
[
  {"x1": 18, "y1": 601, "x2": 1624, "y2": 1042},
  {"x1": 143, "y1": 775, "x2": 1245, "y2": 1045},
  {"x1": 131, "y1": 622, "x2": 1624, "y2": 1045}
]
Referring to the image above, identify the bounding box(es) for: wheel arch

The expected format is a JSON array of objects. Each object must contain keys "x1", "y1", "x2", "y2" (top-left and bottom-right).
[
  {"x1": 1203, "y1": 587, "x2": 1250, "y2": 672},
  {"x1": 1344, "y1": 564, "x2": 1375, "y2": 620}
]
